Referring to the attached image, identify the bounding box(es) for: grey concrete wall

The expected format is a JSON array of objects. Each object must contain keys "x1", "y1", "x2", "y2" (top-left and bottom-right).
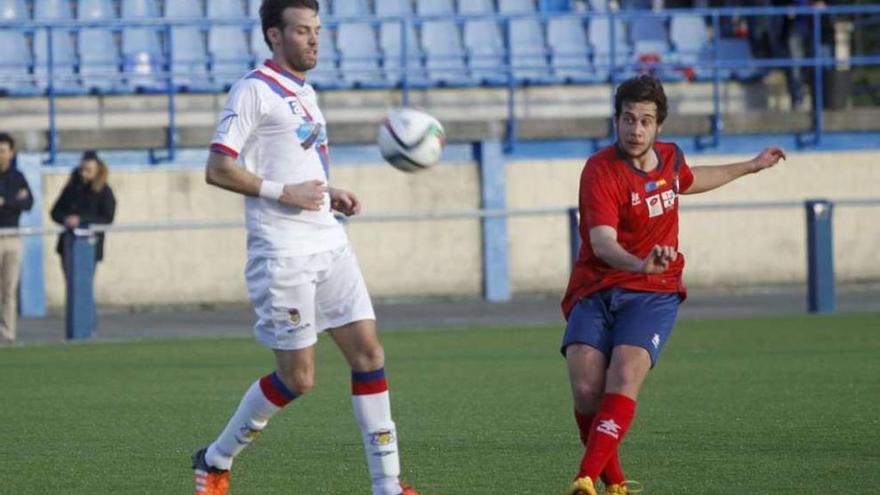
[{"x1": 38, "y1": 150, "x2": 880, "y2": 309}]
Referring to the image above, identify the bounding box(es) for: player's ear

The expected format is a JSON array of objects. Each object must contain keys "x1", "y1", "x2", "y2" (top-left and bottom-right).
[{"x1": 267, "y1": 26, "x2": 282, "y2": 49}]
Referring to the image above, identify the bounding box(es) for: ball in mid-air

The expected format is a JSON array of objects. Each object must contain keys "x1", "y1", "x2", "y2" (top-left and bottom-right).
[{"x1": 377, "y1": 108, "x2": 446, "y2": 172}]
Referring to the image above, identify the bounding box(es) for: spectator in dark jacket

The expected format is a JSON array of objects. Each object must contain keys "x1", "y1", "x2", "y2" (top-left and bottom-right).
[
  {"x1": 51, "y1": 151, "x2": 116, "y2": 271},
  {"x1": 0, "y1": 132, "x2": 33, "y2": 343}
]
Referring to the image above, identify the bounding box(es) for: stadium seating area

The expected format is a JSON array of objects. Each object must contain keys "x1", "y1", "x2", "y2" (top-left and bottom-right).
[{"x1": 0, "y1": 0, "x2": 762, "y2": 95}]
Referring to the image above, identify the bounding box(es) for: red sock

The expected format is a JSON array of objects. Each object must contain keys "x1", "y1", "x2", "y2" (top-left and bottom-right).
[
  {"x1": 578, "y1": 394, "x2": 637, "y2": 480},
  {"x1": 574, "y1": 409, "x2": 626, "y2": 485}
]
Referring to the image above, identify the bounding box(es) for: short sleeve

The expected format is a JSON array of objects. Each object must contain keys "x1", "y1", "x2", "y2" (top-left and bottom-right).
[
  {"x1": 209, "y1": 80, "x2": 264, "y2": 158},
  {"x1": 677, "y1": 151, "x2": 694, "y2": 193},
  {"x1": 581, "y1": 158, "x2": 621, "y2": 229}
]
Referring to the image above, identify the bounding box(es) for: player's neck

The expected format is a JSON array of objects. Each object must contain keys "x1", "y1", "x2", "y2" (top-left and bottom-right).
[
  {"x1": 269, "y1": 55, "x2": 307, "y2": 80},
  {"x1": 628, "y1": 149, "x2": 658, "y2": 172}
]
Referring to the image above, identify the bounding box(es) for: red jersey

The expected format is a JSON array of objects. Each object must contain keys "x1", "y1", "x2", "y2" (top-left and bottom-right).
[{"x1": 562, "y1": 141, "x2": 695, "y2": 318}]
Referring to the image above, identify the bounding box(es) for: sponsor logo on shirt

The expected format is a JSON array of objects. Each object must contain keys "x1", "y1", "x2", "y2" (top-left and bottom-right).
[
  {"x1": 647, "y1": 194, "x2": 664, "y2": 217},
  {"x1": 645, "y1": 179, "x2": 667, "y2": 192},
  {"x1": 631, "y1": 192, "x2": 641, "y2": 205},
  {"x1": 216, "y1": 109, "x2": 237, "y2": 134}
]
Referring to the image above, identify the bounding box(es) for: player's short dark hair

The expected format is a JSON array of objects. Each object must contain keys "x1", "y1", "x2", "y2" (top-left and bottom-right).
[
  {"x1": 0, "y1": 132, "x2": 14, "y2": 149},
  {"x1": 260, "y1": 0, "x2": 320, "y2": 50},
  {"x1": 614, "y1": 75, "x2": 668, "y2": 125}
]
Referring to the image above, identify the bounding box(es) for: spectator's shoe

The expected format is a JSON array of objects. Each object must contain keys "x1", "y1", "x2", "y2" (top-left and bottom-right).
[
  {"x1": 604, "y1": 480, "x2": 643, "y2": 494},
  {"x1": 400, "y1": 481, "x2": 422, "y2": 494},
  {"x1": 192, "y1": 447, "x2": 230, "y2": 495},
  {"x1": 566, "y1": 476, "x2": 597, "y2": 495}
]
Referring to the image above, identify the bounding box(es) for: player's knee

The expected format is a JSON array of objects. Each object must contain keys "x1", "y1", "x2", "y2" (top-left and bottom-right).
[
  {"x1": 277, "y1": 368, "x2": 315, "y2": 396},
  {"x1": 351, "y1": 344, "x2": 385, "y2": 372},
  {"x1": 572, "y1": 380, "x2": 604, "y2": 410}
]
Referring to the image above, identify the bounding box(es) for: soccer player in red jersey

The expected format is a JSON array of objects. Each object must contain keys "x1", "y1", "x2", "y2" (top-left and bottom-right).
[{"x1": 563, "y1": 76, "x2": 786, "y2": 495}]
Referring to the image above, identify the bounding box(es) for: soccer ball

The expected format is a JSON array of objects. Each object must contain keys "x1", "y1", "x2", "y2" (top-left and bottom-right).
[{"x1": 377, "y1": 108, "x2": 446, "y2": 172}]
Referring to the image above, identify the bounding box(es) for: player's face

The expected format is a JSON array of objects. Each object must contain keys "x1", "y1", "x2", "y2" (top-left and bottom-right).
[
  {"x1": 275, "y1": 7, "x2": 320, "y2": 75},
  {"x1": 616, "y1": 101, "x2": 662, "y2": 159},
  {"x1": 0, "y1": 142, "x2": 14, "y2": 172},
  {"x1": 80, "y1": 159, "x2": 99, "y2": 183}
]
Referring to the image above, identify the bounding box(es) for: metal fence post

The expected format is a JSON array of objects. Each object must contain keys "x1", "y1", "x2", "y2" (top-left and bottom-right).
[
  {"x1": 805, "y1": 199, "x2": 835, "y2": 313},
  {"x1": 475, "y1": 140, "x2": 511, "y2": 302},
  {"x1": 568, "y1": 207, "x2": 581, "y2": 269},
  {"x1": 64, "y1": 231, "x2": 97, "y2": 340}
]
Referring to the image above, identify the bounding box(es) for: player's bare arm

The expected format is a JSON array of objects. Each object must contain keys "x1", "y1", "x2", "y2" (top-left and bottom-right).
[
  {"x1": 683, "y1": 146, "x2": 787, "y2": 195},
  {"x1": 205, "y1": 151, "x2": 327, "y2": 211},
  {"x1": 329, "y1": 187, "x2": 362, "y2": 216},
  {"x1": 589, "y1": 225, "x2": 677, "y2": 274}
]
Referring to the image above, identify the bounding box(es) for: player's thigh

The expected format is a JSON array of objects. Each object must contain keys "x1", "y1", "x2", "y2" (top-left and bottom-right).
[
  {"x1": 561, "y1": 289, "x2": 615, "y2": 359},
  {"x1": 315, "y1": 243, "x2": 376, "y2": 332},
  {"x1": 246, "y1": 256, "x2": 321, "y2": 351},
  {"x1": 610, "y1": 290, "x2": 680, "y2": 369}
]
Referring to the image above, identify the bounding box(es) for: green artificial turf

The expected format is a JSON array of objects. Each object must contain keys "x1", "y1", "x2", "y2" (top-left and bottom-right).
[{"x1": 1, "y1": 312, "x2": 877, "y2": 494}]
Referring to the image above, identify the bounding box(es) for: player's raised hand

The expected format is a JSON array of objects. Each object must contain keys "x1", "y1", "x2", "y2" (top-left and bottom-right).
[
  {"x1": 750, "y1": 146, "x2": 787, "y2": 173},
  {"x1": 329, "y1": 187, "x2": 362, "y2": 217},
  {"x1": 641, "y1": 245, "x2": 677, "y2": 274},
  {"x1": 280, "y1": 180, "x2": 327, "y2": 211}
]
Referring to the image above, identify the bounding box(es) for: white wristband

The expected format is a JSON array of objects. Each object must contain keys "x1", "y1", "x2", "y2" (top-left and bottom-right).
[{"x1": 259, "y1": 180, "x2": 284, "y2": 201}]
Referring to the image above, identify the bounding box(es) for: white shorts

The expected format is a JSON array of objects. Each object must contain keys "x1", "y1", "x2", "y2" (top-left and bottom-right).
[{"x1": 245, "y1": 243, "x2": 375, "y2": 351}]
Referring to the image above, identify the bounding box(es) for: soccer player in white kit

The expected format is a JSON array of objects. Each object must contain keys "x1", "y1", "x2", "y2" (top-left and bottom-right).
[{"x1": 191, "y1": 2, "x2": 422, "y2": 494}]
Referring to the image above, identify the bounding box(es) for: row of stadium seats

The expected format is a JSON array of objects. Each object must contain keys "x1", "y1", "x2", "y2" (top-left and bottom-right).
[{"x1": 0, "y1": 0, "x2": 761, "y2": 95}]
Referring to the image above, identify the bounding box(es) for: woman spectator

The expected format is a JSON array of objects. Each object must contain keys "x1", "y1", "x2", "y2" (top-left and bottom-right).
[{"x1": 51, "y1": 150, "x2": 116, "y2": 272}]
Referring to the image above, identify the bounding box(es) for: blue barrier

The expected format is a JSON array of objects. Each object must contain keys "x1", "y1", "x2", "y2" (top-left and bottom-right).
[
  {"x1": 475, "y1": 140, "x2": 510, "y2": 302},
  {"x1": 805, "y1": 199, "x2": 836, "y2": 313},
  {"x1": 63, "y1": 231, "x2": 96, "y2": 340}
]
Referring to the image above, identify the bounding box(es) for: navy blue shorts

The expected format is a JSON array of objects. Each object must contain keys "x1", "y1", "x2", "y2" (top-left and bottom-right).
[{"x1": 561, "y1": 288, "x2": 681, "y2": 367}]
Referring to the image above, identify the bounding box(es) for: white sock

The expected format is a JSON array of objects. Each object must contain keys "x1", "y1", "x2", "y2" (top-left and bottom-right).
[
  {"x1": 352, "y1": 368, "x2": 402, "y2": 495},
  {"x1": 205, "y1": 372, "x2": 295, "y2": 470}
]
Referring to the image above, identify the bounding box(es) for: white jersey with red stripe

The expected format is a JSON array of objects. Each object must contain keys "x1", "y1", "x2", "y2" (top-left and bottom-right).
[{"x1": 210, "y1": 59, "x2": 346, "y2": 258}]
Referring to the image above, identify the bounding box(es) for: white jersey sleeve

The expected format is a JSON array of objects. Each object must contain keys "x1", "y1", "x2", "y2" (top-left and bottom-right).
[{"x1": 210, "y1": 80, "x2": 265, "y2": 159}]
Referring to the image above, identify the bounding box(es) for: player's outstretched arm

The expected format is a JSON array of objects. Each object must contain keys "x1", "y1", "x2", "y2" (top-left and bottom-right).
[
  {"x1": 683, "y1": 146, "x2": 786, "y2": 195},
  {"x1": 589, "y1": 226, "x2": 677, "y2": 274},
  {"x1": 205, "y1": 152, "x2": 327, "y2": 211}
]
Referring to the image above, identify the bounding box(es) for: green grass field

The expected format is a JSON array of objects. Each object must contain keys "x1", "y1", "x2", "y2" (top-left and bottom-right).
[{"x1": 1, "y1": 313, "x2": 878, "y2": 494}]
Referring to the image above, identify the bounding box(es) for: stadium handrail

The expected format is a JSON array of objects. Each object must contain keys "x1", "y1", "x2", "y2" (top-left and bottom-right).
[{"x1": 2, "y1": 197, "x2": 878, "y2": 238}]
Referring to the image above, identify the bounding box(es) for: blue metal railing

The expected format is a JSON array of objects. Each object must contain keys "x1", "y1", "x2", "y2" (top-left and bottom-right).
[{"x1": 1, "y1": 5, "x2": 879, "y2": 161}]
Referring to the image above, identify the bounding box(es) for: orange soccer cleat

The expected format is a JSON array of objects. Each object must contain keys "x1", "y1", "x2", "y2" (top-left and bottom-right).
[
  {"x1": 192, "y1": 448, "x2": 231, "y2": 495},
  {"x1": 400, "y1": 481, "x2": 423, "y2": 495}
]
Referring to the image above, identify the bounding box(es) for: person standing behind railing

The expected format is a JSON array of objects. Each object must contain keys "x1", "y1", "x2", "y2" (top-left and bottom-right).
[
  {"x1": 50, "y1": 151, "x2": 116, "y2": 278},
  {"x1": 0, "y1": 133, "x2": 33, "y2": 344}
]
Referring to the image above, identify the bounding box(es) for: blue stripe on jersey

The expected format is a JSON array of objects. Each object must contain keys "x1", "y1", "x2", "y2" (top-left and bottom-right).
[{"x1": 247, "y1": 71, "x2": 292, "y2": 100}]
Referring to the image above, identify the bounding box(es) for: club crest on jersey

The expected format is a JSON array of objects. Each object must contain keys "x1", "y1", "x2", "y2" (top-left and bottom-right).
[
  {"x1": 369, "y1": 429, "x2": 396, "y2": 446},
  {"x1": 296, "y1": 122, "x2": 325, "y2": 150},
  {"x1": 645, "y1": 179, "x2": 667, "y2": 192},
  {"x1": 287, "y1": 99, "x2": 306, "y2": 118},
  {"x1": 631, "y1": 192, "x2": 640, "y2": 205},
  {"x1": 647, "y1": 194, "x2": 664, "y2": 218}
]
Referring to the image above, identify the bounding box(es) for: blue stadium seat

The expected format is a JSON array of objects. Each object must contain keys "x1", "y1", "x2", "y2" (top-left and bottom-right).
[
  {"x1": 33, "y1": 0, "x2": 82, "y2": 94},
  {"x1": 247, "y1": 0, "x2": 271, "y2": 65},
  {"x1": 588, "y1": 17, "x2": 631, "y2": 81},
  {"x1": 377, "y1": 0, "x2": 427, "y2": 86},
  {"x1": 463, "y1": 20, "x2": 506, "y2": 85},
  {"x1": 208, "y1": 0, "x2": 252, "y2": 88},
  {"x1": 336, "y1": 23, "x2": 386, "y2": 87},
  {"x1": 715, "y1": 37, "x2": 763, "y2": 82},
  {"x1": 0, "y1": 0, "x2": 36, "y2": 95},
  {"x1": 311, "y1": 26, "x2": 343, "y2": 89},
  {"x1": 457, "y1": 0, "x2": 494, "y2": 13},
  {"x1": 78, "y1": 0, "x2": 120, "y2": 93},
  {"x1": 547, "y1": 17, "x2": 600, "y2": 83},
  {"x1": 509, "y1": 19, "x2": 557, "y2": 84},
  {"x1": 628, "y1": 16, "x2": 681, "y2": 81},
  {"x1": 121, "y1": 0, "x2": 166, "y2": 92},
  {"x1": 498, "y1": 0, "x2": 536, "y2": 12},
  {"x1": 333, "y1": 0, "x2": 370, "y2": 16},
  {"x1": 165, "y1": 0, "x2": 214, "y2": 91},
  {"x1": 620, "y1": 0, "x2": 651, "y2": 9},
  {"x1": 416, "y1": 0, "x2": 455, "y2": 15},
  {"x1": 588, "y1": 0, "x2": 609, "y2": 10},
  {"x1": 421, "y1": 21, "x2": 471, "y2": 85},
  {"x1": 539, "y1": 0, "x2": 571, "y2": 11},
  {"x1": 670, "y1": 14, "x2": 709, "y2": 80}
]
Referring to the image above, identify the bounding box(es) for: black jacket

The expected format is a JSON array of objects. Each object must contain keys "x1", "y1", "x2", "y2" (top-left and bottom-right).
[
  {"x1": 51, "y1": 171, "x2": 116, "y2": 262},
  {"x1": 0, "y1": 167, "x2": 34, "y2": 228}
]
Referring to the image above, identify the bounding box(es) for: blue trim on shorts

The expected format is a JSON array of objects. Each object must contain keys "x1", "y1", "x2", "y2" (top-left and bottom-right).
[{"x1": 561, "y1": 288, "x2": 681, "y2": 367}]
